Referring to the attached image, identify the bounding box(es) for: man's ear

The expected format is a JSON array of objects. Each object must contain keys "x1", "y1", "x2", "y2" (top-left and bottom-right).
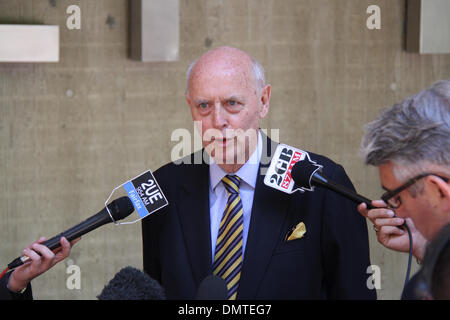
[
  {"x1": 259, "y1": 84, "x2": 271, "y2": 119},
  {"x1": 426, "y1": 175, "x2": 450, "y2": 211}
]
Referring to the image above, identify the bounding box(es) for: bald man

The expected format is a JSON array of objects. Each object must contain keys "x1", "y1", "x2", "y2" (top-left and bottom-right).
[{"x1": 142, "y1": 47, "x2": 375, "y2": 300}]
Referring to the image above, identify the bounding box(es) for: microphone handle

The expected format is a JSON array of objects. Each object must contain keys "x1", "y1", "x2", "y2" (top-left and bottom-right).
[
  {"x1": 312, "y1": 172, "x2": 408, "y2": 233},
  {"x1": 7, "y1": 209, "x2": 111, "y2": 270},
  {"x1": 43, "y1": 209, "x2": 111, "y2": 250},
  {"x1": 312, "y1": 173, "x2": 374, "y2": 209}
]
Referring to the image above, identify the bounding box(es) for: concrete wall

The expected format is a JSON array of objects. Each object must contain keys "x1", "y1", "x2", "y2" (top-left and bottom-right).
[{"x1": 0, "y1": 0, "x2": 449, "y2": 299}]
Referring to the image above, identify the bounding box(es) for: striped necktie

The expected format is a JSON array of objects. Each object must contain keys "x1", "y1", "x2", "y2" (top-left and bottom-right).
[{"x1": 212, "y1": 175, "x2": 244, "y2": 300}]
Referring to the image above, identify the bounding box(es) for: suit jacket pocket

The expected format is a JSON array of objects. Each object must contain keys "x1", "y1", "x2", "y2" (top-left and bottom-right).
[{"x1": 273, "y1": 236, "x2": 307, "y2": 255}]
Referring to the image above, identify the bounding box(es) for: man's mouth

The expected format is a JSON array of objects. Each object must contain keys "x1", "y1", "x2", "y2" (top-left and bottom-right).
[{"x1": 211, "y1": 136, "x2": 235, "y2": 147}]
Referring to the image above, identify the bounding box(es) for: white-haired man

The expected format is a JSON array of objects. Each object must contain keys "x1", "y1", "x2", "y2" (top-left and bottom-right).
[{"x1": 142, "y1": 46, "x2": 375, "y2": 300}]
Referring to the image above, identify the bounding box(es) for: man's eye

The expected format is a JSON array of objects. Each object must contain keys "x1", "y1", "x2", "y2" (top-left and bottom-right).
[
  {"x1": 199, "y1": 103, "x2": 208, "y2": 109},
  {"x1": 229, "y1": 100, "x2": 236, "y2": 106}
]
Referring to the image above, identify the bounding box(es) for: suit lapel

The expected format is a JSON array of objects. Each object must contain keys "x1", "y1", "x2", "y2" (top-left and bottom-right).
[
  {"x1": 238, "y1": 134, "x2": 291, "y2": 299},
  {"x1": 175, "y1": 136, "x2": 289, "y2": 297},
  {"x1": 177, "y1": 155, "x2": 212, "y2": 287}
]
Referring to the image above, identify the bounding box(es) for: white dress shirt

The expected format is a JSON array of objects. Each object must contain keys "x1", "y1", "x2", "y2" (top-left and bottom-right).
[{"x1": 209, "y1": 130, "x2": 262, "y2": 261}]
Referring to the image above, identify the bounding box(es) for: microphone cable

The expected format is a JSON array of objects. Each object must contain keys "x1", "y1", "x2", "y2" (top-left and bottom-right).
[{"x1": 400, "y1": 218, "x2": 413, "y2": 289}]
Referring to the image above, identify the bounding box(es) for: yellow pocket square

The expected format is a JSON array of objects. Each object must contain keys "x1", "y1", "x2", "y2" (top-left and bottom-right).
[{"x1": 285, "y1": 222, "x2": 306, "y2": 241}]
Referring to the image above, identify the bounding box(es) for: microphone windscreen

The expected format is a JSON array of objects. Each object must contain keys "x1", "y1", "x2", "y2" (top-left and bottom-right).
[
  {"x1": 108, "y1": 197, "x2": 135, "y2": 221},
  {"x1": 97, "y1": 266, "x2": 166, "y2": 300},
  {"x1": 291, "y1": 159, "x2": 320, "y2": 189},
  {"x1": 195, "y1": 275, "x2": 228, "y2": 300}
]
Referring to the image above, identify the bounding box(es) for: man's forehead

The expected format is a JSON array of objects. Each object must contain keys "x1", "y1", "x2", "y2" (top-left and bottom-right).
[
  {"x1": 191, "y1": 48, "x2": 252, "y2": 77},
  {"x1": 378, "y1": 162, "x2": 414, "y2": 193},
  {"x1": 189, "y1": 65, "x2": 254, "y2": 95},
  {"x1": 192, "y1": 59, "x2": 251, "y2": 80},
  {"x1": 186, "y1": 48, "x2": 259, "y2": 97}
]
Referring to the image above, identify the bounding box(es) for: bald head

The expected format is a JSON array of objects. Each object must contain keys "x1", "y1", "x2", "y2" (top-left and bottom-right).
[{"x1": 185, "y1": 46, "x2": 266, "y2": 97}]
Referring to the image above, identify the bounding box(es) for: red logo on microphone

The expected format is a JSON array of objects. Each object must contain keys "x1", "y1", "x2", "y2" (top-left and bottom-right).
[{"x1": 281, "y1": 151, "x2": 303, "y2": 189}]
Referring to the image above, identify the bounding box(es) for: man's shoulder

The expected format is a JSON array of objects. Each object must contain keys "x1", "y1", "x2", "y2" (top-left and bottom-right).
[
  {"x1": 295, "y1": 149, "x2": 344, "y2": 177},
  {"x1": 262, "y1": 136, "x2": 342, "y2": 170},
  {"x1": 289, "y1": 148, "x2": 353, "y2": 188},
  {"x1": 305, "y1": 150, "x2": 339, "y2": 167}
]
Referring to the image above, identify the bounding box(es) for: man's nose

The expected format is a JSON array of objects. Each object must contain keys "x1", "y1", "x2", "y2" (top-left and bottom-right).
[{"x1": 212, "y1": 104, "x2": 228, "y2": 129}]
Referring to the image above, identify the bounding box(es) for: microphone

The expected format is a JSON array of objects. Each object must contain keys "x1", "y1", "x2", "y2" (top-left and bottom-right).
[
  {"x1": 195, "y1": 275, "x2": 228, "y2": 300},
  {"x1": 290, "y1": 159, "x2": 374, "y2": 209},
  {"x1": 7, "y1": 196, "x2": 134, "y2": 270},
  {"x1": 263, "y1": 144, "x2": 373, "y2": 208},
  {"x1": 97, "y1": 266, "x2": 166, "y2": 300}
]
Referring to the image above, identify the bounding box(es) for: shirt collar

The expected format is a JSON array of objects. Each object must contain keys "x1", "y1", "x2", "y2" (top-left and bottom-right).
[{"x1": 210, "y1": 130, "x2": 262, "y2": 191}]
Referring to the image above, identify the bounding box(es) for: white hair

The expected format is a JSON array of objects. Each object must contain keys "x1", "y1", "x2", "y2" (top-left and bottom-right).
[{"x1": 360, "y1": 79, "x2": 450, "y2": 192}]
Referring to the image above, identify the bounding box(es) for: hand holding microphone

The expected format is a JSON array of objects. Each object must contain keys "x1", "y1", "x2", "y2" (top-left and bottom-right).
[
  {"x1": 357, "y1": 201, "x2": 428, "y2": 262},
  {"x1": 1, "y1": 196, "x2": 134, "y2": 295},
  {"x1": 6, "y1": 236, "x2": 79, "y2": 293},
  {"x1": 2, "y1": 169, "x2": 168, "y2": 298},
  {"x1": 6, "y1": 196, "x2": 134, "y2": 271}
]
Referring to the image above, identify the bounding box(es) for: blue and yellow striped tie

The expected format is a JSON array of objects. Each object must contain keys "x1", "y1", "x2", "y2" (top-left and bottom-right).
[{"x1": 213, "y1": 175, "x2": 244, "y2": 300}]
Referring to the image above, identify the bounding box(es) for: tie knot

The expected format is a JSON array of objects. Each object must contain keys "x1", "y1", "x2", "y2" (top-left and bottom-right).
[{"x1": 222, "y1": 175, "x2": 241, "y2": 195}]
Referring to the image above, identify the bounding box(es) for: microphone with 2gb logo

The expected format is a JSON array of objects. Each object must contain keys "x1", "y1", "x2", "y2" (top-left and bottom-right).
[{"x1": 264, "y1": 143, "x2": 374, "y2": 208}]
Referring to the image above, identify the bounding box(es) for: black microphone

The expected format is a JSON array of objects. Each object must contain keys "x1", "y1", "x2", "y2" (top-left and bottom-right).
[
  {"x1": 7, "y1": 196, "x2": 134, "y2": 270},
  {"x1": 291, "y1": 159, "x2": 374, "y2": 209},
  {"x1": 195, "y1": 275, "x2": 228, "y2": 300},
  {"x1": 97, "y1": 266, "x2": 166, "y2": 300}
]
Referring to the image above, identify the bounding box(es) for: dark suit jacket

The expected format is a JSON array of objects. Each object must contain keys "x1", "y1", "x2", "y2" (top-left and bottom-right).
[
  {"x1": 0, "y1": 273, "x2": 32, "y2": 300},
  {"x1": 142, "y1": 136, "x2": 376, "y2": 299}
]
